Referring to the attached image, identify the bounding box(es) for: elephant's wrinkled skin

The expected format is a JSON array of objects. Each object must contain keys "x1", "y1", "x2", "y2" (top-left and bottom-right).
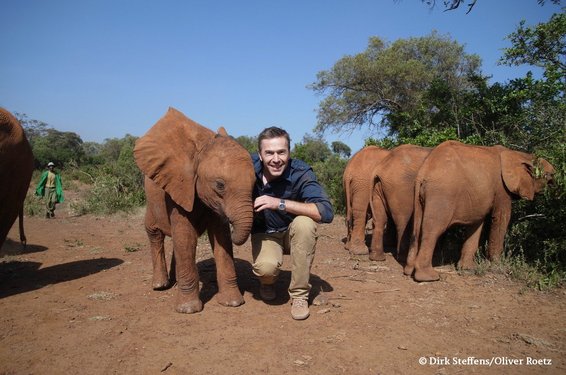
[
  {"x1": 0, "y1": 108, "x2": 34, "y2": 250},
  {"x1": 343, "y1": 146, "x2": 390, "y2": 255},
  {"x1": 134, "y1": 108, "x2": 255, "y2": 313},
  {"x1": 405, "y1": 140, "x2": 555, "y2": 282},
  {"x1": 368, "y1": 144, "x2": 431, "y2": 262}
]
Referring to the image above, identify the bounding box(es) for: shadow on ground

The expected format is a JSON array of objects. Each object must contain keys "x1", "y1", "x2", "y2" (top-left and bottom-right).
[{"x1": 0, "y1": 258, "x2": 124, "y2": 299}]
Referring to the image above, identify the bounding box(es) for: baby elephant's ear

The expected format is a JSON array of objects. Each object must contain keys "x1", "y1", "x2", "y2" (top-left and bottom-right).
[
  {"x1": 500, "y1": 150, "x2": 535, "y2": 200},
  {"x1": 134, "y1": 108, "x2": 200, "y2": 212},
  {"x1": 217, "y1": 127, "x2": 229, "y2": 137}
]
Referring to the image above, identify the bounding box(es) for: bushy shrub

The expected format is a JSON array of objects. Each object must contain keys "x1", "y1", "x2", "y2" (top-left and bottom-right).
[
  {"x1": 69, "y1": 139, "x2": 145, "y2": 215},
  {"x1": 312, "y1": 155, "x2": 348, "y2": 215},
  {"x1": 71, "y1": 172, "x2": 145, "y2": 215},
  {"x1": 73, "y1": 141, "x2": 145, "y2": 215},
  {"x1": 23, "y1": 192, "x2": 44, "y2": 217},
  {"x1": 504, "y1": 142, "x2": 566, "y2": 287}
]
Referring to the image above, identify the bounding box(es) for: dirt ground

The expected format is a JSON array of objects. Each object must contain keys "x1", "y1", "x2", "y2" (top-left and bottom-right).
[{"x1": 1, "y1": 192, "x2": 565, "y2": 375}]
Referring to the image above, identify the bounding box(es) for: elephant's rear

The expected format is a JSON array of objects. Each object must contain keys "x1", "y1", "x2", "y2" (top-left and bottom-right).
[
  {"x1": 0, "y1": 108, "x2": 34, "y2": 249},
  {"x1": 343, "y1": 145, "x2": 389, "y2": 251},
  {"x1": 404, "y1": 143, "x2": 453, "y2": 275}
]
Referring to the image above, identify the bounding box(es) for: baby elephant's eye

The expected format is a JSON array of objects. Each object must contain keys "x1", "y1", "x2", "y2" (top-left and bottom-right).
[{"x1": 215, "y1": 179, "x2": 226, "y2": 193}]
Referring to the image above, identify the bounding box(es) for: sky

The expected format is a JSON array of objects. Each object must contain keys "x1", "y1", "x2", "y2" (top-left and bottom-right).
[{"x1": 1, "y1": 0, "x2": 562, "y2": 153}]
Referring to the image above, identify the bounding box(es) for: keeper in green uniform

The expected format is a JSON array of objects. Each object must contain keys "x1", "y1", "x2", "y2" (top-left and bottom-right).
[{"x1": 35, "y1": 162, "x2": 64, "y2": 218}]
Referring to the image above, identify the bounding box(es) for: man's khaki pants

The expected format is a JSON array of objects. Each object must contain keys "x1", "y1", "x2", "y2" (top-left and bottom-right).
[{"x1": 251, "y1": 216, "x2": 318, "y2": 300}]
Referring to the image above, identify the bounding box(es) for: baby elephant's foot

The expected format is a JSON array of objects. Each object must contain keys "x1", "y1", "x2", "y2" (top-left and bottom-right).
[
  {"x1": 175, "y1": 292, "x2": 203, "y2": 314},
  {"x1": 216, "y1": 289, "x2": 245, "y2": 307},
  {"x1": 152, "y1": 277, "x2": 171, "y2": 291}
]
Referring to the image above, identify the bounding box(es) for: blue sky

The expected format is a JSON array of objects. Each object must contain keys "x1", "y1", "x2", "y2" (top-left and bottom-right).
[{"x1": 1, "y1": 1, "x2": 561, "y2": 153}]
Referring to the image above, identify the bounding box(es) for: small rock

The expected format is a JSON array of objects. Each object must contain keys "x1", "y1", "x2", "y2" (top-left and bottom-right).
[{"x1": 312, "y1": 294, "x2": 329, "y2": 306}]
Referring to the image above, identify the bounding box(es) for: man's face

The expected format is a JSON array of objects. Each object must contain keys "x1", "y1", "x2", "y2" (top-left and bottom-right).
[{"x1": 259, "y1": 136, "x2": 289, "y2": 182}]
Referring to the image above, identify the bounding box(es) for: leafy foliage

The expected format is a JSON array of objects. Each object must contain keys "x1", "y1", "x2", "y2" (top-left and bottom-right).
[
  {"x1": 292, "y1": 134, "x2": 332, "y2": 164},
  {"x1": 331, "y1": 141, "x2": 351, "y2": 158},
  {"x1": 309, "y1": 32, "x2": 481, "y2": 137},
  {"x1": 501, "y1": 11, "x2": 566, "y2": 78},
  {"x1": 291, "y1": 136, "x2": 348, "y2": 214},
  {"x1": 17, "y1": 115, "x2": 85, "y2": 168},
  {"x1": 234, "y1": 135, "x2": 258, "y2": 154},
  {"x1": 72, "y1": 136, "x2": 145, "y2": 215},
  {"x1": 312, "y1": 155, "x2": 348, "y2": 214}
]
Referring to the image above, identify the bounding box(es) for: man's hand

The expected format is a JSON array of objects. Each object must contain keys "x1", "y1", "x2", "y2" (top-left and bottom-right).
[{"x1": 253, "y1": 195, "x2": 280, "y2": 212}]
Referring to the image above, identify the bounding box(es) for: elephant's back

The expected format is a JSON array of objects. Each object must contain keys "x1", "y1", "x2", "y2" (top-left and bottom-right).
[
  {"x1": 344, "y1": 146, "x2": 389, "y2": 181},
  {"x1": 415, "y1": 141, "x2": 502, "y2": 218}
]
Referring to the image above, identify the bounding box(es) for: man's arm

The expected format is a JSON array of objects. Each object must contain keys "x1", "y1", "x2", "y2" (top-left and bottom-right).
[{"x1": 254, "y1": 195, "x2": 321, "y2": 222}]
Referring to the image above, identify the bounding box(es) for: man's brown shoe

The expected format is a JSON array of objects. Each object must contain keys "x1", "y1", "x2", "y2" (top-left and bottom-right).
[
  {"x1": 291, "y1": 298, "x2": 310, "y2": 320},
  {"x1": 259, "y1": 284, "x2": 276, "y2": 301}
]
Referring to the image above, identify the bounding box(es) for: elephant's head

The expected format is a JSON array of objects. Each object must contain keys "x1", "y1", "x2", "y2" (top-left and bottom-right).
[
  {"x1": 500, "y1": 150, "x2": 555, "y2": 200},
  {"x1": 134, "y1": 107, "x2": 255, "y2": 245}
]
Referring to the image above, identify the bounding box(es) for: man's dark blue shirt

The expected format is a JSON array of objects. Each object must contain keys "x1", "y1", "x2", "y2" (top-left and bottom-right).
[{"x1": 251, "y1": 153, "x2": 334, "y2": 234}]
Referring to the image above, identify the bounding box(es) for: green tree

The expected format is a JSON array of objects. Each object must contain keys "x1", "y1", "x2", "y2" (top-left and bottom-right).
[
  {"x1": 81, "y1": 141, "x2": 104, "y2": 165},
  {"x1": 16, "y1": 112, "x2": 49, "y2": 145},
  {"x1": 292, "y1": 134, "x2": 332, "y2": 164},
  {"x1": 496, "y1": 11, "x2": 566, "y2": 286},
  {"x1": 289, "y1": 135, "x2": 346, "y2": 213},
  {"x1": 32, "y1": 129, "x2": 84, "y2": 167},
  {"x1": 501, "y1": 11, "x2": 566, "y2": 82},
  {"x1": 100, "y1": 137, "x2": 129, "y2": 162},
  {"x1": 235, "y1": 135, "x2": 258, "y2": 154},
  {"x1": 309, "y1": 32, "x2": 481, "y2": 139},
  {"x1": 331, "y1": 141, "x2": 351, "y2": 158}
]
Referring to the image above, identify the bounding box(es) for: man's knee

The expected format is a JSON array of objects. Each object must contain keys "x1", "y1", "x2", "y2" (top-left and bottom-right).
[
  {"x1": 289, "y1": 216, "x2": 317, "y2": 239},
  {"x1": 252, "y1": 261, "x2": 279, "y2": 284}
]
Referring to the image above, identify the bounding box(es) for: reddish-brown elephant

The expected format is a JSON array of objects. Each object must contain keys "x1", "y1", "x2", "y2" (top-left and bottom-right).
[
  {"x1": 134, "y1": 108, "x2": 256, "y2": 313},
  {"x1": 343, "y1": 146, "x2": 390, "y2": 255},
  {"x1": 0, "y1": 108, "x2": 34, "y2": 250},
  {"x1": 368, "y1": 144, "x2": 431, "y2": 262},
  {"x1": 405, "y1": 140, "x2": 555, "y2": 282}
]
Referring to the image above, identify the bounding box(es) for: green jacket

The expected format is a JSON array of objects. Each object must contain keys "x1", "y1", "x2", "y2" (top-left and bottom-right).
[{"x1": 35, "y1": 170, "x2": 64, "y2": 203}]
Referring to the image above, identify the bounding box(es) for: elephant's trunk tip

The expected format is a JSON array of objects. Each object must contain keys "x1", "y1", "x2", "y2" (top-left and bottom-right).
[
  {"x1": 232, "y1": 234, "x2": 250, "y2": 246},
  {"x1": 229, "y1": 222, "x2": 251, "y2": 246}
]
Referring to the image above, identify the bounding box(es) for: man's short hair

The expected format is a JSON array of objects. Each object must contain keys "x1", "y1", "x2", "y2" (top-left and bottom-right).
[{"x1": 257, "y1": 127, "x2": 291, "y2": 152}]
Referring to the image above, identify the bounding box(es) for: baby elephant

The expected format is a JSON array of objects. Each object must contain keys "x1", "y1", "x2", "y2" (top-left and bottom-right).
[
  {"x1": 405, "y1": 140, "x2": 555, "y2": 282},
  {"x1": 134, "y1": 108, "x2": 256, "y2": 313}
]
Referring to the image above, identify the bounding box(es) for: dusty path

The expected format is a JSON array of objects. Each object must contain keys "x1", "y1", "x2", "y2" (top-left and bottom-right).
[{"x1": 1, "y1": 199, "x2": 565, "y2": 374}]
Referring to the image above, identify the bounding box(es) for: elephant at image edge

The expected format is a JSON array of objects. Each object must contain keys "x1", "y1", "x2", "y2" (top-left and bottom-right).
[
  {"x1": 343, "y1": 145, "x2": 391, "y2": 255},
  {"x1": 0, "y1": 108, "x2": 34, "y2": 250},
  {"x1": 368, "y1": 144, "x2": 431, "y2": 262},
  {"x1": 404, "y1": 140, "x2": 555, "y2": 282},
  {"x1": 134, "y1": 108, "x2": 256, "y2": 313}
]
